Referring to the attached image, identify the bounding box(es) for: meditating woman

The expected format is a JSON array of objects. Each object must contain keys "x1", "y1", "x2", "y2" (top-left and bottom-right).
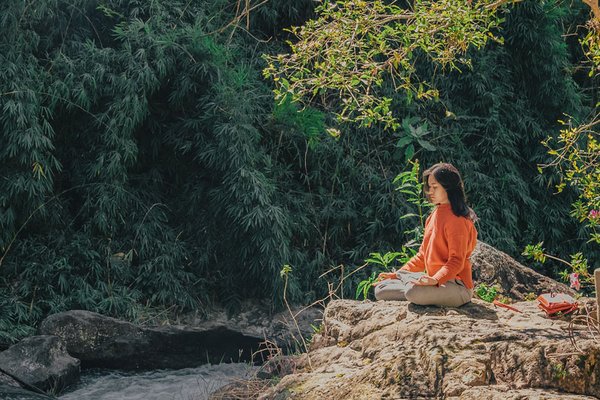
[{"x1": 374, "y1": 163, "x2": 478, "y2": 307}]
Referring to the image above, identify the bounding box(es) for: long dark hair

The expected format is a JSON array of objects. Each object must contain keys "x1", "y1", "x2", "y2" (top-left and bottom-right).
[{"x1": 423, "y1": 163, "x2": 478, "y2": 222}]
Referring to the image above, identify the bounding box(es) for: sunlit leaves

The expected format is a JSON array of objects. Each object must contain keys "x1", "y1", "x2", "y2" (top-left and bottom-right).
[
  {"x1": 540, "y1": 119, "x2": 600, "y2": 244},
  {"x1": 263, "y1": 0, "x2": 507, "y2": 129}
]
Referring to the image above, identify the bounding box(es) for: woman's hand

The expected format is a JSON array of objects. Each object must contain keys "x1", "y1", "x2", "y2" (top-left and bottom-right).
[
  {"x1": 412, "y1": 275, "x2": 438, "y2": 286},
  {"x1": 372, "y1": 271, "x2": 397, "y2": 286}
]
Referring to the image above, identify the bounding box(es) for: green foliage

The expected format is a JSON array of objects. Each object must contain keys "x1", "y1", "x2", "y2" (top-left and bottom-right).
[
  {"x1": 393, "y1": 159, "x2": 434, "y2": 243},
  {"x1": 523, "y1": 242, "x2": 596, "y2": 294},
  {"x1": 418, "y1": 0, "x2": 599, "y2": 269},
  {"x1": 273, "y1": 95, "x2": 326, "y2": 149},
  {"x1": 523, "y1": 242, "x2": 547, "y2": 263},
  {"x1": 551, "y1": 362, "x2": 568, "y2": 380},
  {"x1": 542, "y1": 119, "x2": 600, "y2": 246},
  {"x1": 475, "y1": 283, "x2": 499, "y2": 303},
  {"x1": 355, "y1": 248, "x2": 417, "y2": 300},
  {"x1": 280, "y1": 264, "x2": 293, "y2": 278},
  {"x1": 354, "y1": 162, "x2": 428, "y2": 301},
  {"x1": 524, "y1": 292, "x2": 537, "y2": 301},
  {"x1": 264, "y1": 0, "x2": 506, "y2": 128},
  {"x1": 0, "y1": 0, "x2": 599, "y2": 346},
  {"x1": 364, "y1": 252, "x2": 405, "y2": 269},
  {"x1": 269, "y1": 0, "x2": 599, "y2": 290},
  {"x1": 395, "y1": 118, "x2": 437, "y2": 162},
  {"x1": 355, "y1": 272, "x2": 377, "y2": 301},
  {"x1": 0, "y1": 0, "x2": 298, "y2": 343}
]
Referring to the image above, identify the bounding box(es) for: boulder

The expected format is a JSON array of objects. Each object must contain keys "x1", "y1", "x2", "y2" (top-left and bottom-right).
[
  {"x1": 38, "y1": 310, "x2": 149, "y2": 368},
  {"x1": 38, "y1": 310, "x2": 270, "y2": 369},
  {"x1": 0, "y1": 385, "x2": 53, "y2": 400},
  {"x1": 0, "y1": 371, "x2": 20, "y2": 388},
  {"x1": 38, "y1": 301, "x2": 323, "y2": 370},
  {"x1": 260, "y1": 298, "x2": 600, "y2": 399},
  {"x1": 472, "y1": 241, "x2": 575, "y2": 300},
  {"x1": 181, "y1": 302, "x2": 323, "y2": 354},
  {"x1": 0, "y1": 335, "x2": 79, "y2": 394}
]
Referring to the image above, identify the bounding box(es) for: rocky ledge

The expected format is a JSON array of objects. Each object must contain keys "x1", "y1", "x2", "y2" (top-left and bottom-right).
[
  {"x1": 0, "y1": 335, "x2": 79, "y2": 395},
  {"x1": 37, "y1": 303, "x2": 321, "y2": 370},
  {"x1": 259, "y1": 298, "x2": 599, "y2": 399}
]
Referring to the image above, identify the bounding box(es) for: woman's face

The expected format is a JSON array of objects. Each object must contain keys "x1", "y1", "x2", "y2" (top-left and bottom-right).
[{"x1": 427, "y1": 174, "x2": 449, "y2": 205}]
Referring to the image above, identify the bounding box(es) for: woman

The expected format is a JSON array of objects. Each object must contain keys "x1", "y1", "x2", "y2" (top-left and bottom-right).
[{"x1": 374, "y1": 163, "x2": 478, "y2": 307}]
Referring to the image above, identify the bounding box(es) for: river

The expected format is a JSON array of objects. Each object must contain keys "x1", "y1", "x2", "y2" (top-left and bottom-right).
[{"x1": 59, "y1": 363, "x2": 258, "y2": 400}]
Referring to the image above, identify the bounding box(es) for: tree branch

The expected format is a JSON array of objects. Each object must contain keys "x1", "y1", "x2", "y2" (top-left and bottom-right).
[{"x1": 582, "y1": 0, "x2": 600, "y2": 24}]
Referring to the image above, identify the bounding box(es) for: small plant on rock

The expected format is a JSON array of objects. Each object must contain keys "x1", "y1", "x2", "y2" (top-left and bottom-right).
[
  {"x1": 551, "y1": 362, "x2": 568, "y2": 380},
  {"x1": 524, "y1": 292, "x2": 537, "y2": 301},
  {"x1": 474, "y1": 283, "x2": 500, "y2": 303}
]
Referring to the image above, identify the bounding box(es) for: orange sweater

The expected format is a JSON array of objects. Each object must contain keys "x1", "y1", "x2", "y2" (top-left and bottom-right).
[{"x1": 400, "y1": 203, "x2": 477, "y2": 288}]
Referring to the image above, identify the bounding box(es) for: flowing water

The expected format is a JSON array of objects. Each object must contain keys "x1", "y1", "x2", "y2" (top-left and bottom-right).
[{"x1": 59, "y1": 363, "x2": 257, "y2": 400}]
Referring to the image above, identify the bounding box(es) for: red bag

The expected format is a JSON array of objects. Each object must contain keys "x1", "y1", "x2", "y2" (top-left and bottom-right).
[{"x1": 537, "y1": 293, "x2": 578, "y2": 317}]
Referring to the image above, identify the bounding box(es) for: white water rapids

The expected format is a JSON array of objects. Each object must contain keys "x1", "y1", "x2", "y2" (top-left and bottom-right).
[{"x1": 59, "y1": 363, "x2": 257, "y2": 400}]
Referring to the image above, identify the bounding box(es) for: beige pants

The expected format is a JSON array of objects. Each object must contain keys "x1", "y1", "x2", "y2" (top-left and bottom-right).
[{"x1": 374, "y1": 270, "x2": 472, "y2": 307}]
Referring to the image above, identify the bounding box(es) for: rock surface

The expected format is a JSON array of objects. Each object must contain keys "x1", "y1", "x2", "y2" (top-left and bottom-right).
[
  {"x1": 0, "y1": 335, "x2": 79, "y2": 393},
  {"x1": 260, "y1": 298, "x2": 600, "y2": 399},
  {"x1": 209, "y1": 379, "x2": 272, "y2": 400},
  {"x1": 472, "y1": 241, "x2": 575, "y2": 300},
  {"x1": 38, "y1": 301, "x2": 323, "y2": 369},
  {"x1": 0, "y1": 385, "x2": 52, "y2": 399},
  {"x1": 182, "y1": 303, "x2": 323, "y2": 354},
  {"x1": 38, "y1": 310, "x2": 268, "y2": 369},
  {"x1": 0, "y1": 371, "x2": 20, "y2": 388}
]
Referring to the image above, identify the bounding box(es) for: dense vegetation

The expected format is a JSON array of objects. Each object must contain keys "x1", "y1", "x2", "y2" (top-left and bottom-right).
[{"x1": 0, "y1": 0, "x2": 597, "y2": 345}]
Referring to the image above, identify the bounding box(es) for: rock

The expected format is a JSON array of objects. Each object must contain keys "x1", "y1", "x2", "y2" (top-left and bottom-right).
[
  {"x1": 38, "y1": 310, "x2": 270, "y2": 369},
  {"x1": 472, "y1": 241, "x2": 575, "y2": 300},
  {"x1": 453, "y1": 386, "x2": 597, "y2": 399},
  {"x1": 39, "y1": 310, "x2": 156, "y2": 369},
  {"x1": 37, "y1": 298, "x2": 323, "y2": 370},
  {"x1": 182, "y1": 302, "x2": 323, "y2": 354},
  {"x1": 0, "y1": 385, "x2": 53, "y2": 399},
  {"x1": 0, "y1": 371, "x2": 20, "y2": 387},
  {"x1": 0, "y1": 335, "x2": 80, "y2": 393},
  {"x1": 260, "y1": 299, "x2": 600, "y2": 399},
  {"x1": 209, "y1": 379, "x2": 271, "y2": 400},
  {"x1": 256, "y1": 355, "x2": 299, "y2": 379}
]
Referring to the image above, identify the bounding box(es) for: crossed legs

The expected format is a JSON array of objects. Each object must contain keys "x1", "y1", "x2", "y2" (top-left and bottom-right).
[{"x1": 374, "y1": 270, "x2": 473, "y2": 307}]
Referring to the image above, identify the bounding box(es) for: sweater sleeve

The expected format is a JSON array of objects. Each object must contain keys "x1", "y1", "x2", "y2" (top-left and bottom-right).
[
  {"x1": 431, "y1": 220, "x2": 468, "y2": 285},
  {"x1": 400, "y1": 213, "x2": 432, "y2": 273}
]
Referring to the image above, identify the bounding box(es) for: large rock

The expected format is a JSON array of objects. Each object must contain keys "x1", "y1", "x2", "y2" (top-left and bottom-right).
[
  {"x1": 0, "y1": 371, "x2": 20, "y2": 388},
  {"x1": 472, "y1": 241, "x2": 575, "y2": 300},
  {"x1": 260, "y1": 298, "x2": 600, "y2": 399},
  {"x1": 38, "y1": 301, "x2": 323, "y2": 370},
  {"x1": 39, "y1": 310, "x2": 149, "y2": 368},
  {"x1": 0, "y1": 335, "x2": 79, "y2": 394},
  {"x1": 38, "y1": 310, "x2": 272, "y2": 369},
  {"x1": 186, "y1": 303, "x2": 323, "y2": 354},
  {"x1": 0, "y1": 385, "x2": 53, "y2": 400}
]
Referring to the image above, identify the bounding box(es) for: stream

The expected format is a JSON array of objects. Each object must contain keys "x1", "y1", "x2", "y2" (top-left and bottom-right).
[{"x1": 59, "y1": 363, "x2": 258, "y2": 400}]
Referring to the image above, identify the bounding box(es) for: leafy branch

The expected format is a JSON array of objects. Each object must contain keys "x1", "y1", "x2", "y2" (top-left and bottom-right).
[
  {"x1": 263, "y1": 0, "x2": 511, "y2": 129},
  {"x1": 540, "y1": 118, "x2": 600, "y2": 245},
  {"x1": 523, "y1": 242, "x2": 596, "y2": 293}
]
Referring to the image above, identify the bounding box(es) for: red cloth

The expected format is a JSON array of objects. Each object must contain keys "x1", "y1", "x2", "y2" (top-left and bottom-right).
[{"x1": 400, "y1": 203, "x2": 477, "y2": 288}]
